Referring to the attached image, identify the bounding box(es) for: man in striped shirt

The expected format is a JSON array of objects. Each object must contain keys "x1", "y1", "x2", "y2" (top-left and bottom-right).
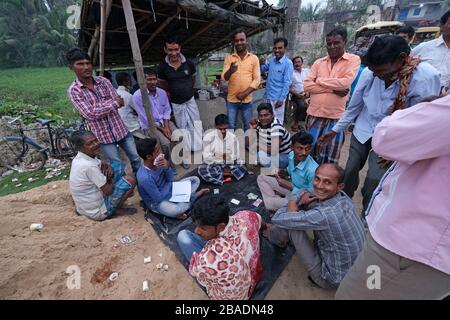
[
  {"x1": 249, "y1": 103, "x2": 291, "y2": 169},
  {"x1": 66, "y1": 48, "x2": 141, "y2": 173}
]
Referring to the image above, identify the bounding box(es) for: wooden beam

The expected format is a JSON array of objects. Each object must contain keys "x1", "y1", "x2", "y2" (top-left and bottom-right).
[
  {"x1": 141, "y1": 7, "x2": 182, "y2": 54},
  {"x1": 88, "y1": 26, "x2": 99, "y2": 58},
  {"x1": 121, "y1": 0, "x2": 159, "y2": 142},
  {"x1": 182, "y1": 1, "x2": 240, "y2": 46}
]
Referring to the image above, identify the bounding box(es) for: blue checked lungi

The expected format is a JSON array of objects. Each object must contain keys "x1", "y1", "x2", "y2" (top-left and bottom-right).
[
  {"x1": 104, "y1": 161, "x2": 132, "y2": 216},
  {"x1": 197, "y1": 163, "x2": 247, "y2": 185},
  {"x1": 306, "y1": 115, "x2": 345, "y2": 165}
]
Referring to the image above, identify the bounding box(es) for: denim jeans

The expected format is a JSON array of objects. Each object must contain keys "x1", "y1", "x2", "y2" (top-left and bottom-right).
[
  {"x1": 150, "y1": 176, "x2": 200, "y2": 218},
  {"x1": 257, "y1": 151, "x2": 289, "y2": 169},
  {"x1": 100, "y1": 132, "x2": 142, "y2": 173},
  {"x1": 177, "y1": 229, "x2": 206, "y2": 262},
  {"x1": 227, "y1": 101, "x2": 253, "y2": 132}
]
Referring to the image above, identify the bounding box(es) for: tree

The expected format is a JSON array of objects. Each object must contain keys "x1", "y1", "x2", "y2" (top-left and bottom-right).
[
  {"x1": 0, "y1": 0, "x2": 79, "y2": 68},
  {"x1": 299, "y1": 3, "x2": 325, "y2": 22}
]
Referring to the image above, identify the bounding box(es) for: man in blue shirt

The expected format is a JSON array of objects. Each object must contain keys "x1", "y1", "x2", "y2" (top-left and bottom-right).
[
  {"x1": 317, "y1": 36, "x2": 441, "y2": 214},
  {"x1": 257, "y1": 131, "x2": 318, "y2": 212},
  {"x1": 136, "y1": 138, "x2": 209, "y2": 219},
  {"x1": 260, "y1": 37, "x2": 294, "y2": 125}
]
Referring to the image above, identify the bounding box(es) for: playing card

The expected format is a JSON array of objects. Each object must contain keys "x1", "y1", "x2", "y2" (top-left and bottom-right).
[
  {"x1": 231, "y1": 199, "x2": 240, "y2": 205},
  {"x1": 252, "y1": 199, "x2": 263, "y2": 207}
]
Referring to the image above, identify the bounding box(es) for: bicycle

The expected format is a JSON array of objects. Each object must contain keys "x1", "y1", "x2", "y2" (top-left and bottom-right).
[{"x1": 2, "y1": 112, "x2": 81, "y2": 172}]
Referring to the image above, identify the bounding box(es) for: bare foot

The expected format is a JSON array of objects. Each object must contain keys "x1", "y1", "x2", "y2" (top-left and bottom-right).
[
  {"x1": 195, "y1": 188, "x2": 210, "y2": 198},
  {"x1": 176, "y1": 213, "x2": 188, "y2": 220}
]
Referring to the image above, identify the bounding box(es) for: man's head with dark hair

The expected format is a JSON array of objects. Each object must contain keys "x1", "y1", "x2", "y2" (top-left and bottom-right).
[
  {"x1": 66, "y1": 47, "x2": 90, "y2": 66},
  {"x1": 365, "y1": 35, "x2": 410, "y2": 83},
  {"x1": 326, "y1": 27, "x2": 347, "y2": 61},
  {"x1": 66, "y1": 47, "x2": 93, "y2": 80},
  {"x1": 312, "y1": 163, "x2": 345, "y2": 201},
  {"x1": 395, "y1": 26, "x2": 415, "y2": 43},
  {"x1": 144, "y1": 68, "x2": 158, "y2": 92},
  {"x1": 165, "y1": 35, "x2": 182, "y2": 63},
  {"x1": 192, "y1": 196, "x2": 230, "y2": 241},
  {"x1": 115, "y1": 72, "x2": 131, "y2": 87},
  {"x1": 232, "y1": 29, "x2": 248, "y2": 54},
  {"x1": 257, "y1": 103, "x2": 274, "y2": 127},
  {"x1": 440, "y1": 9, "x2": 450, "y2": 37},
  {"x1": 273, "y1": 37, "x2": 288, "y2": 60},
  {"x1": 214, "y1": 114, "x2": 229, "y2": 138},
  {"x1": 136, "y1": 138, "x2": 160, "y2": 163},
  {"x1": 292, "y1": 56, "x2": 304, "y2": 71},
  {"x1": 291, "y1": 131, "x2": 313, "y2": 163},
  {"x1": 70, "y1": 131, "x2": 99, "y2": 158}
]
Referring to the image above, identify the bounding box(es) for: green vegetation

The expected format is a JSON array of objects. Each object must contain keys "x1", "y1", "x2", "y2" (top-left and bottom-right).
[
  {"x1": 198, "y1": 62, "x2": 223, "y2": 86},
  {"x1": 0, "y1": 167, "x2": 70, "y2": 197},
  {"x1": 0, "y1": 67, "x2": 79, "y2": 124}
]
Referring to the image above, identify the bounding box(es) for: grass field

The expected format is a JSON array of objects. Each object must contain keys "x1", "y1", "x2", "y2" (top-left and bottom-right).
[{"x1": 0, "y1": 67, "x2": 78, "y2": 124}]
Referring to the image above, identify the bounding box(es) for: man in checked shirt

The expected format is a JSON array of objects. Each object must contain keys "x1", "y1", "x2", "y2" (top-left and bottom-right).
[{"x1": 66, "y1": 48, "x2": 141, "y2": 173}]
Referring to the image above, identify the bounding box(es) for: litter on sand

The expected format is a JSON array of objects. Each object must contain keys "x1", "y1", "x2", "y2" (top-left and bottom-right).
[{"x1": 144, "y1": 256, "x2": 152, "y2": 264}]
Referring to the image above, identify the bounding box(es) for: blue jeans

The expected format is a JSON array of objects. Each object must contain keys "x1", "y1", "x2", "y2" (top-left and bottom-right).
[
  {"x1": 257, "y1": 151, "x2": 289, "y2": 169},
  {"x1": 227, "y1": 101, "x2": 253, "y2": 132},
  {"x1": 177, "y1": 229, "x2": 206, "y2": 262},
  {"x1": 100, "y1": 132, "x2": 142, "y2": 173},
  {"x1": 151, "y1": 176, "x2": 200, "y2": 218}
]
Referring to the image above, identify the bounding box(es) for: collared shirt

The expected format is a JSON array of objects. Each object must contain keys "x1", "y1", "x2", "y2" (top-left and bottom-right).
[
  {"x1": 67, "y1": 76, "x2": 129, "y2": 144},
  {"x1": 221, "y1": 51, "x2": 261, "y2": 103},
  {"x1": 304, "y1": 52, "x2": 361, "y2": 120},
  {"x1": 412, "y1": 35, "x2": 450, "y2": 88},
  {"x1": 190, "y1": 210, "x2": 263, "y2": 300},
  {"x1": 366, "y1": 94, "x2": 450, "y2": 275},
  {"x1": 287, "y1": 153, "x2": 318, "y2": 194},
  {"x1": 256, "y1": 118, "x2": 291, "y2": 154},
  {"x1": 272, "y1": 191, "x2": 366, "y2": 285},
  {"x1": 157, "y1": 53, "x2": 197, "y2": 104},
  {"x1": 116, "y1": 86, "x2": 141, "y2": 132},
  {"x1": 332, "y1": 63, "x2": 441, "y2": 144},
  {"x1": 202, "y1": 129, "x2": 241, "y2": 164},
  {"x1": 69, "y1": 152, "x2": 107, "y2": 221},
  {"x1": 132, "y1": 87, "x2": 171, "y2": 130},
  {"x1": 290, "y1": 68, "x2": 310, "y2": 94},
  {"x1": 136, "y1": 165, "x2": 174, "y2": 208},
  {"x1": 261, "y1": 55, "x2": 294, "y2": 101}
]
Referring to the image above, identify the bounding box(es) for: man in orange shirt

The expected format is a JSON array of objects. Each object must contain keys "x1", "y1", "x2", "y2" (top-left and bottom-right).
[
  {"x1": 304, "y1": 27, "x2": 360, "y2": 164},
  {"x1": 222, "y1": 30, "x2": 261, "y2": 131}
]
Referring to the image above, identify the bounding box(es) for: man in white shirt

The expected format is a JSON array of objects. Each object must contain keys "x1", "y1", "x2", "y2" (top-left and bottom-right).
[
  {"x1": 198, "y1": 114, "x2": 246, "y2": 185},
  {"x1": 289, "y1": 56, "x2": 310, "y2": 131},
  {"x1": 69, "y1": 131, "x2": 137, "y2": 221},
  {"x1": 412, "y1": 9, "x2": 450, "y2": 92},
  {"x1": 115, "y1": 72, "x2": 146, "y2": 140}
]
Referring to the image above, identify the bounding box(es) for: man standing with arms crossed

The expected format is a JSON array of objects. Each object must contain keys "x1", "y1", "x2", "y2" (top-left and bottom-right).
[
  {"x1": 66, "y1": 48, "x2": 141, "y2": 173},
  {"x1": 222, "y1": 30, "x2": 261, "y2": 132}
]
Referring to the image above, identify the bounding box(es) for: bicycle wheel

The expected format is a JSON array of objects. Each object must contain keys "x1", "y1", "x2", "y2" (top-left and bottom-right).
[
  {"x1": 54, "y1": 128, "x2": 76, "y2": 158},
  {"x1": 3, "y1": 137, "x2": 47, "y2": 172}
]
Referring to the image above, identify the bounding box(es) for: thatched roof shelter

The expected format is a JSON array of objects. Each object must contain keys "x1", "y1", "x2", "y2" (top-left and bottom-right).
[{"x1": 79, "y1": 0, "x2": 285, "y2": 67}]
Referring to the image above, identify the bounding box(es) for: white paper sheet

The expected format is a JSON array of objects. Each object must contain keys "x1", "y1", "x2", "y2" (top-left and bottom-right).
[{"x1": 169, "y1": 181, "x2": 191, "y2": 203}]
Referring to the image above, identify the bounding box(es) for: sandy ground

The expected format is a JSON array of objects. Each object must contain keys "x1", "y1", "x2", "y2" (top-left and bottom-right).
[{"x1": 0, "y1": 132, "x2": 366, "y2": 300}]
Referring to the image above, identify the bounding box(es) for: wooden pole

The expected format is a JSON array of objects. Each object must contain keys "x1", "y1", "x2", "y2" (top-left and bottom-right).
[
  {"x1": 283, "y1": 0, "x2": 301, "y2": 58},
  {"x1": 121, "y1": 0, "x2": 160, "y2": 142},
  {"x1": 99, "y1": 0, "x2": 107, "y2": 76},
  {"x1": 88, "y1": 26, "x2": 99, "y2": 58}
]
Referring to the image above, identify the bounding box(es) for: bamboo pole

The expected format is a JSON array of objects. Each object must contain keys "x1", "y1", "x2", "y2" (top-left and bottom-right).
[
  {"x1": 121, "y1": 0, "x2": 160, "y2": 142},
  {"x1": 99, "y1": 0, "x2": 107, "y2": 76},
  {"x1": 88, "y1": 26, "x2": 99, "y2": 58}
]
